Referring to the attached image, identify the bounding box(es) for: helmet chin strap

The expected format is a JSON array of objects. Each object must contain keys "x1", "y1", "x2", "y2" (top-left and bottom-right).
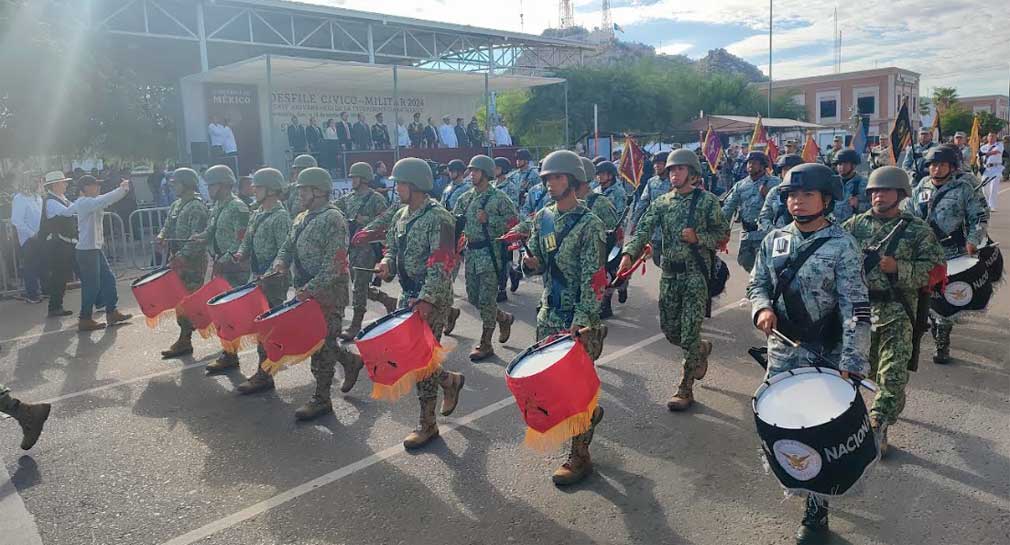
[{"x1": 792, "y1": 200, "x2": 830, "y2": 224}]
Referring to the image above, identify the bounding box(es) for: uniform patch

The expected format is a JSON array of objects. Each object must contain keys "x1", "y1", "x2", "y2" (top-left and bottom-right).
[
  {"x1": 543, "y1": 233, "x2": 557, "y2": 252},
  {"x1": 772, "y1": 235, "x2": 791, "y2": 258}
]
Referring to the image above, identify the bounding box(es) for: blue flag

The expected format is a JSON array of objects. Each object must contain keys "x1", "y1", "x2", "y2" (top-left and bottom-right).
[{"x1": 850, "y1": 115, "x2": 870, "y2": 155}]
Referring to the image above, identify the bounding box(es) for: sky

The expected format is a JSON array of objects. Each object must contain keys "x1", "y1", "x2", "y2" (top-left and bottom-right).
[{"x1": 306, "y1": 0, "x2": 1010, "y2": 97}]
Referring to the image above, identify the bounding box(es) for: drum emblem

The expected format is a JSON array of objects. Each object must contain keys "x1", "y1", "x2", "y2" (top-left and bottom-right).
[
  {"x1": 944, "y1": 281, "x2": 972, "y2": 306},
  {"x1": 773, "y1": 439, "x2": 822, "y2": 481}
]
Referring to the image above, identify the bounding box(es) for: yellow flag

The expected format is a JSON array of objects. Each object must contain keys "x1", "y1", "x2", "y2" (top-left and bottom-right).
[{"x1": 968, "y1": 115, "x2": 981, "y2": 169}]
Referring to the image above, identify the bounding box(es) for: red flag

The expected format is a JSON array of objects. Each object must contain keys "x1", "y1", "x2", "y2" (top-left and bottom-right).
[
  {"x1": 766, "y1": 138, "x2": 780, "y2": 164},
  {"x1": 618, "y1": 136, "x2": 646, "y2": 188},
  {"x1": 702, "y1": 125, "x2": 723, "y2": 169},
  {"x1": 751, "y1": 115, "x2": 768, "y2": 148},
  {"x1": 591, "y1": 266, "x2": 608, "y2": 300},
  {"x1": 802, "y1": 131, "x2": 820, "y2": 163}
]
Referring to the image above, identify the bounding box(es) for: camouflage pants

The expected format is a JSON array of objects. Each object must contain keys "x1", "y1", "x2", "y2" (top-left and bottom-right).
[
  {"x1": 0, "y1": 383, "x2": 15, "y2": 413},
  {"x1": 349, "y1": 245, "x2": 379, "y2": 311},
  {"x1": 175, "y1": 258, "x2": 208, "y2": 337},
  {"x1": 416, "y1": 304, "x2": 451, "y2": 401},
  {"x1": 256, "y1": 274, "x2": 291, "y2": 365},
  {"x1": 311, "y1": 305, "x2": 354, "y2": 397},
  {"x1": 737, "y1": 239, "x2": 761, "y2": 273},
  {"x1": 869, "y1": 319, "x2": 911, "y2": 425},
  {"x1": 465, "y1": 260, "x2": 499, "y2": 329},
  {"x1": 659, "y1": 272, "x2": 708, "y2": 375},
  {"x1": 931, "y1": 315, "x2": 954, "y2": 351}
]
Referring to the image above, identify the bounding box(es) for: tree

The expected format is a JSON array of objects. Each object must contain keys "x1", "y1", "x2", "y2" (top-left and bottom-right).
[
  {"x1": 940, "y1": 104, "x2": 973, "y2": 137},
  {"x1": 932, "y1": 87, "x2": 959, "y2": 114},
  {"x1": 976, "y1": 110, "x2": 1007, "y2": 136}
]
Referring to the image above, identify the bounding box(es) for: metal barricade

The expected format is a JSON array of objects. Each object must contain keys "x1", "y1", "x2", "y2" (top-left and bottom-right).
[
  {"x1": 126, "y1": 207, "x2": 170, "y2": 270},
  {"x1": 101, "y1": 211, "x2": 132, "y2": 276},
  {"x1": 0, "y1": 220, "x2": 24, "y2": 296}
]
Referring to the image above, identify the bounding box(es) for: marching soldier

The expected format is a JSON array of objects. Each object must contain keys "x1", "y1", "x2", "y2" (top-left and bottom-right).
[
  {"x1": 902, "y1": 127, "x2": 937, "y2": 180},
  {"x1": 197, "y1": 165, "x2": 251, "y2": 375},
  {"x1": 452, "y1": 155, "x2": 518, "y2": 361},
  {"x1": 0, "y1": 383, "x2": 50, "y2": 450},
  {"x1": 521, "y1": 150, "x2": 607, "y2": 486},
  {"x1": 233, "y1": 168, "x2": 293, "y2": 395},
  {"x1": 620, "y1": 149, "x2": 729, "y2": 411},
  {"x1": 784, "y1": 139, "x2": 799, "y2": 155},
  {"x1": 630, "y1": 152, "x2": 671, "y2": 267},
  {"x1": 441, "y1": 159, "x2": 472, "y2": 211},
  {"x1": 575, "y1": 157, "x2": 620, "y2": 318},
  {"x1": 595, "y1": 161, "x2": 627, "y2": 218},
  {"x1": 843, "y1": 166, "x2": 944, "y2": 456},
  {"x1": 337, "y1": 162, "x2": 397, "y2": 340},
  {"x1": 747, "y1": 163, "x2": 871, "y2": 544},
  {"x1": 759, "y1": 154, "x2": 804, "y2": 233},
  {"x1": 286, "y1": 154, "x2": 318, "y2": 217},
  {"x1": 509, "y1": 149, "x2": 540, "y2": 203},
  {"x1": 376, "y1": 158, "x2": 465, "y2": 450},
  {"x1": 494, "y1": 157, "x2": 521, "y2": 297},
  {"x1": 273, "y1": 167, "x2": 364, "y2": 421},
  {"x1": 903, "y1": 146, "x2": 989, "y2": 364},
  {"x1": 158, "y1": 168, "x2": 210, "y2": 359},
  {"x1": 722, "y1": 150, "x2": 779, "y2": 272},
  {"x1": 831, "y1": 149, "x2": 869, "y2": 223}
]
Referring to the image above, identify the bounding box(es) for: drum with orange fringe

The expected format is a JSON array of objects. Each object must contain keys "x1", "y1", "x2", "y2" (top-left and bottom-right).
[
  {"x1": 505, "y1": 335, "x2": 601, "y2": 452},
  {"x1": 254, "y1": 298, "x2": 327, "y2": 375},
  {"x1": 354, "y1": 308, "x2": 445, "y2": 401},
  {"x1": 206, "y1": 282, "x2": 269, "y2": 354},
  {"x1": 176, "y1": 276, "x2": 231, "y2": 338},
  {"x1": 131, "y1": 268, "x2": 189, "y2": 328}
]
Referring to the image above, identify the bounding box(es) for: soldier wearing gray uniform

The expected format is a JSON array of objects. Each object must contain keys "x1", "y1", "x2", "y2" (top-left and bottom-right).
[
  {"x1": 902, "y1": 127, "x2": 938, "y2": 182},
  {"x1": 760, "y1": 154, "x2": 805, "y2": 233},
  {"x1": 831, "y1": 149, "x2": 869, "y2": 223},
  {"x1": 722, "y1": 151, "x2": 779, "y2": 272}
]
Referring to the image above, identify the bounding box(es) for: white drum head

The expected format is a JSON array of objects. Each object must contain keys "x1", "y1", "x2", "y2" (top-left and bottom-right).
[
  {"x1": 755, "y1": 369, "x2": 855, "y2": 429},
  {"x1": 359, "y1": 314, "x2": 410, "y2": 340},
  {"x1": 509, "y1": 339, "x2": 574, "y2": 378},
  {"x1": 947, "y1": 256, "x2": 978, "y2": 276},
  {"x1": 212, "y1": 285, "x2": 257, "y2": 304},
  {"x1": 135, "y1": 269, "x2": 171, "y2": 286},
  {"x1": 264, "y1": 302, "x2": 300, "y2": 318}
]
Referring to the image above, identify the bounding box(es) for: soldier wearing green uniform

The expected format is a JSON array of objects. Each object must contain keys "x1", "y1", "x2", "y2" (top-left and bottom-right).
[
  {"x1": 452, "y1": 155, "x2": 518, "y2": 361},
  {"x1": 843, "y1": 166, "x2": 944, "y2": 456},
  {"x1": 594, "y1": 160, "x2": 630, "y2": 313},
  {"x1": 521, "y1": 150, "x2": 607, "y2": 486},
  {"x1": 158, "y1": 168, "x2": 210, "y2": 359},
  {"x1": 233, "y1": 168, "x2": 293, "y2": 395},
  {"x1": 0, "y1": 384, "x2": 51, "y2": 450},
  {"x1": 285, "y1": 154, "x2": 317, "y2": 217},
  {"x1": 630, "y1": 152, "x2": 671, "y2": 267},
  {"x1": 197, "y1": 165, "x2": 252, "y2": 375},
  {"x1": 376, "y1": 158, "x2": 466, "y2": 450},
  {"x1": 273, "y1": 167, "x2": 364, "y2": 421},
  {"x1": 722, "y1": 151, "x2": 779, "y2": 272},
  {"x1": 337, "y1": 162, "x2": 396, "y2": 340},
  {"x1": 620, "y1": 149, "x2": 729, "y2": 411},
  {"x1": 574, "y1": 157, "x2": 620, "y2": 319}
]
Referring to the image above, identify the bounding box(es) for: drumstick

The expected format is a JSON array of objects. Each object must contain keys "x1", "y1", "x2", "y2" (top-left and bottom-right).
[
  {"x1": 353, "y1": 266, "x2": 381, "y2": 273},
  {"x1": 256, "y1": 270, "x2": 282, "y2": 282},
  {"x1": 609, "y1": 243, "x2": 652, "y2": 288},
  {"x1": 770, "y1": 329, "x2": 878, "y2": 392}
]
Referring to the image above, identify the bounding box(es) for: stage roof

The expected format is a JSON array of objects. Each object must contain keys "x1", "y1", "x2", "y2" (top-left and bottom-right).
[
  {"x1": 182, "y1": 55, "x2": 565, "y2": 94},
  {"x1": 686, "y1": 115, "x2": 824, "y2": 133}
]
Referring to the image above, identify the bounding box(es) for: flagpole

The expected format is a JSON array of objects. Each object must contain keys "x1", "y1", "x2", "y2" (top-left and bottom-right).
[{"x1": 768, "y1": 0, "x2": 773, "y2": 118}]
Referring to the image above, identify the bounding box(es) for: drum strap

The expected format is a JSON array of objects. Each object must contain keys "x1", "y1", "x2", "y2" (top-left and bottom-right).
[
  {"x1": 542, "y1": 208, "x2": 588, "y2": 321},
  {"x1": 396, "y1": 203, "x2": 433, "y2": 297},
  {"x1": 772, "y1": 236, "x2": 835, "y2": 345},
  {"x1": 881, "y1": 219, "x2": 927, "y2": 371},
  {"x1": 248, "y1": 207, "x2": 278, "y2": 275},
  {"x1": 474, "y1": 190, "x2": 501, "y2": 279}
]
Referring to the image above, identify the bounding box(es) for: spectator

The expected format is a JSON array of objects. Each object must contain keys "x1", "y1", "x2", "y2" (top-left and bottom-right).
[
  {"x1": 208, "y1": 115, "x2": 229, "y2": 156},
  {"x1": 305, "y1": 116, "x2": 323, "y2": 152},
  {"x1": 423, "y1": 117, "x2": 439, "y2": 148},
  {"x1": 373, "y1": 161, "x2": 394, "y2": 203},
  {"x1": 336, "y1": 112, "x2": 353, "y2": 151},
  {"x1": 323, "y1": 118, "x2": 338, "y2": 140},
  {"x1": 980, "y1": 131, "x2": 1004, "y2": 211},
  {"x1": 10, "y1": 173, "x2": 43, "y2": 303},
  {"x1": 396, "y1": 116, "x2": 410, "y2": 148},
  {"x1": 492, "y1": 117, "x2": 512, "y2": 146},
  {"x1": 220, "y1": 119, "x2": 238, "y2": 156},
  {"x1": 352, "y1": 113, "x2": 372, "y2": 150},
  {"x1": 454, "y1": 117, "x2": 470, "y2": 148},
  {"x1": 408, "y1": 112, "x2": 425, "y2": 148},
  {"x1": 467, "y1": 116, "x2": 483, "y2": 148},
  {"x1": 38, "y1": 171, "x2": 77, "y2": 317},
  {"x1": 371, "y1": 113, "x2": 391, "y2": 150},
  {"x1": 287, "y1": 116, "x2": 307, "y2": 153},
  {"x1": 438, "y1": 115, "x2": 458, "y2": 148}
]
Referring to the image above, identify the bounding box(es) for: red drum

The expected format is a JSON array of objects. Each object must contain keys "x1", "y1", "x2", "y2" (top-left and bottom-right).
[
  {"x1": 177, "y1": 276, "x2": 231, "y2": 338},
  {"x1": 131, "y1": 268, "x2": 188, "y2": 328},
  {"x1": 354, "y1": 309, "x2": 445, "y2": 401},
  {"x1": 206, "y1": 282, "x2": 269, "y2": 354},
  {"x1": 505, "y1": 335, "x2": 601, "y2": 452},
  {"x1": 254, "y1": 298, "x2": 327, "y2": 375}
]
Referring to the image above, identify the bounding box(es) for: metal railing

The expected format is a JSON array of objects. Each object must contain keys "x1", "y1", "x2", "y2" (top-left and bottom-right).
[{"x1": 125, "y1": 207, "x2": 170, "y2": 270}]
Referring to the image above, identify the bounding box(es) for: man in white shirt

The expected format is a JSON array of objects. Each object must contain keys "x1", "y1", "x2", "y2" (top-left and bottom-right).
[
  {"x1": 220, "y1": 119, "x2": 238, "y2": 155},
  {"x1": 980, "y1": 131, "x2": 1004, "y2": 211},
  {"x1": 10, "y1": 174, "x2": 43, "y2": 303},
  {"x1": 396, "y1": 116, "x2": 410, "y2": 148},
  {"x1": 208, "y1": 115, "x2": 227, "y2": 154},
  {"x1": 438, "y1": 115, "x2": 458, "y2": 148},
  {"x1": 493, "y1": 118, "x2": 512, "y2": 147},
  {"x1": 57, "y1": 175, "x2": 133, "y2": 331}
]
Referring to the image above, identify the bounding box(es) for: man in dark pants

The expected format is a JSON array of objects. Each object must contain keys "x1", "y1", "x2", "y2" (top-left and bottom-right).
[
  {"x1": 287, "y1": 116, "x2": 307, "y2": 154},
  {"x1": 39, "y1": 171, "x2": 78, "y2": 317},
  {"x1": 352, "y1": 113, "x2": 372, "y2": 151}
]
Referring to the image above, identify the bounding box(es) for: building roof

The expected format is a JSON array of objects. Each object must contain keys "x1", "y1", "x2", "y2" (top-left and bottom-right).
[
  {"x1": 958, "y1": 95, "x2": 1009, "y2": 102},
  {"x1": 685, "y1": 115, "x2": 823, "y2": 133},
  {"x1": 763, "y1": 67, "x2": 920, "y2": 89}
]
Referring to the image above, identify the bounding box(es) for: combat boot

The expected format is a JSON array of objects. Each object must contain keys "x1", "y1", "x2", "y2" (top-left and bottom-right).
[
  {"x1": 3, "y1": 401, "x2": 51, "y2": 450},
  {"x1": 496, "y1": 310, "x2": 514, "y2": 343},
  {"x1": 160, "y1": 330, "x2": 194, "y2": 359},
  {"x1": 403, "y1": 398, "x2": 439, "y2": 449},
  {"x1": 667, "y1": 375, "x2": 694, "y2": 412},
  {"x1": 617, "y1": 285, "x2": 628, "y2": 304},
  {"x1": 509, "y1": 266, "x2": 521, "y2": 292},
  {"x1": 552, "y1": 406, "x2": 604, "y2": 486},
  {"x1": 469, "y1": 327, "x2": 496, "y2": 362},
  {"x1": 932, "y1": 322, "x2": 951, "y2": 364},
  {"x1": 694, "y1": 339, "x2": 713, "y2": 380},
  {"x1": 77, "y1": 318, "x2": 106, "y2": 332},
  {"x1": 871, "y1": 415, "x2": 889, "y2": 459},
  {"x1": 339, "y1": 308, "x2": 367, "y2": 341},
  {"x1": 443, "y1": 307, "x2": 461, "y2": 335},
  {"x1": 370, "y1": 288, "x2": 398, "y2": 314},
  {"x1": 439, "y1": 372, "x2": 465, "y2": 416},
  {"x1": 599, "y1": 294, "x2": 614, "y2": 319},
  {"x1": 206, "y1": 351, "x2": 240, "y2": 375},
  {"x1": 496, "y1": 289, "x2": 507, "y2": 303},
  {"x1": 294, "y1": 393, "x2": 333, "y2": 421},
  {"x1": 795, "y1": 496, "x2": 829, "y2": 544},
  {"x1": 338, "y1": 351, "x2": 364, "y2": 393},
  {"x1": 236, "y1": 368, "x2": 275, "y2": 395}
]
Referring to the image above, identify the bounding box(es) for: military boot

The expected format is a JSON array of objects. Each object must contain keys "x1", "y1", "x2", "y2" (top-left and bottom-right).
[
  {"x1": 236, "y1": 368, "x2": 275, "y2": 395},
  {"x1": 496, "y1": 289, "x2": 507, "y2": 303},
  {"x1": 206, "y1": 351, "x2": 240, "y2": 375},
  {"x1": 370, "y1": 288, "x2": 398, "y2": 314},
  {"x1": 871, "y1": 415, "x2": 889, "y2": 459},
  {"x1": 552, "y1": 406, "x2": 604, "y2": 486},
  {"x1": 295, "y1": 374, "x2": 334, "y2": 421},
  {"x1": 496, "y1": 310, "x2": 514, "y2": 343},
  {"x1": 339, "y1": 308, "x2": 367, "y2": 341},
  {"x1": 160, "y1": 329, "x2": 194, "y2": 359},
  {"x1": 599, "y1": 294, "x2": 614, "y2": 319},
  {"x1": 338, "y1": 351, "x2": 364, "y2": 393},
  {"x1": 795, "y1": 496, "x2": 829, "y2": 544},
  {"x1": 617, "y1": 285, "x2": 628, "y2": 304},
  {"x1": 469, "y1": 327, "x2": 496, "y2": 362},
  {"x1": 2, "y1": 401, "x2": 51, "y2": 450},
  {"x1": 667, "y1": 375, "x2": 694, "y2": 412},
  {"x1": 694, "y1": 339, "x2": 713, "y2": 380},
  {"x1": 443, "y1": 307, "x2": 461, "y2": 336},
  {"x1": 439, "y1": 372, "x2": 465, "y2": 416},
  {"x1": 509, "y1": 266, "x2": 521, "y2": 292},
  {"x1": 403, "y1": 398, "x2": 439, "y2": 449}
]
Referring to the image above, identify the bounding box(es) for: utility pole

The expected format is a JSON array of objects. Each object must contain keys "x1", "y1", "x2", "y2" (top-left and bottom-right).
[{"x1": 768, "y1": 0, "x2": 773, "y2": 118}]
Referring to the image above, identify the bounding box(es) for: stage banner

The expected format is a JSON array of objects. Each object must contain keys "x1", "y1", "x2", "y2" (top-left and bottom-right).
[{"x1": 205, "y1": 84, "x2": 262, "y2": 176}]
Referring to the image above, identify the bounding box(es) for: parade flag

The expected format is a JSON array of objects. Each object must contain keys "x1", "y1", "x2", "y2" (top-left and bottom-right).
[
  {"x1": 618, "y1": 135, "x2": 646, "y2": 188},
  {"x1": 802, "y1": 131, "x2": 820, "y2": 163},
  {"x1": 889, "y1": 98, "x2": 913, "y2": 164},
  {"x1": 766, "y1": 137, "x2": 780, "y2": 164},
  {"x1": 751, "y1": 115, "x2": 768, "y2": 148},
  {"x1": 930, "y1": 110, "x2": 943, "y2": 142},
  {"x1": 702, "y1": 125, "x2": 723, "y2": 169},
  {"x1": 968, "y1": 115, "x2": 982, "y2": 169},
  {"x1": 850, "y1": 115, "x2": 870, "y2": 155}
]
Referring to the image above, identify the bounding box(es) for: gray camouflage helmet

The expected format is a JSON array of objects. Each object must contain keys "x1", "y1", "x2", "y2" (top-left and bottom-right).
[
  {"x1": 389, "y1": 157, "x2": 434, "y2": 192},
  {"x1": 251, "y1": 167, "x2": 285, "y2": 191},
  {"x1": 467, "y1": 155, "x2": 496, "y2": 179},
  {"x1": 539, "y1": 150, "x2": 585, "y2": 184},
  {"x1": 579, "y1": 157, "x2": 596, "y2": 184},
  {"x1": 295, "y1": 167, "x2": 333, "y2": 191},
  {"x1": 204, "y1": 164, "x2": 236, "y2": 186},
  {"x1": 348, "y1": 162, "x2": 374, "y2": 181},
  {"x1": 866, "y1": 166, "x2": 912, "y2": 196},
  {"x1": 292, "y1": 154, "x2": 318, "y2": 169},
  {"x1": 172, "y1": 167, "x2": 200, "y2": 190},
  {"x1": 666, "y1": 148, "x2": 703, "y2": 176}
]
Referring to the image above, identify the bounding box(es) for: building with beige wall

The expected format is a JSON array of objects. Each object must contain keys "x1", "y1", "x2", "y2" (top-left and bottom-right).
[{"x1": 957, "y1": 95, "x2": 1009, "y2": 134}]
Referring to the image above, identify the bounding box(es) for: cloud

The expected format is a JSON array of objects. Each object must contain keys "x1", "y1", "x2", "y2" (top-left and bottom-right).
[{"x1": 655, "y1": 42, "x2": 692, "y2": 56}]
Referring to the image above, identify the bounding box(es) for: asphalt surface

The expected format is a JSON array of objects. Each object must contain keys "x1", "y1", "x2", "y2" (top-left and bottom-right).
[{"x1": 1, "y1": 187, "x2": 1008, "y2": 545}]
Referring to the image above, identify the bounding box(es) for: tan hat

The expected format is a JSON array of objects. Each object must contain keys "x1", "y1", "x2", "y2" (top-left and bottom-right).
[
  {"x1": 43, "y1": 171, "x2": 71, "y2": 185},
  {"x1": 953, "y1": 131, "x2": 967, "y2": 138}
]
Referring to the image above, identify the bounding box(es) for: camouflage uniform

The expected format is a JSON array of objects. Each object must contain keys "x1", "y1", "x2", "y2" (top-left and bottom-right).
[
  {"x1": 901, "y1": 141, "x2": 938, "y2": 177},
  {"x1": 337, "y1": 188, "x2": 389, "y2": 313},
  {"x1": 722, "y1": 173, "x2": 779, "y2": 272},
  {"x1": 508, "y1": 166, "x2": 540, "y2": 199},
  {"x1": 441, "y1": 180, "x2": 472, "y2": 211},
  {"x1": 204, "y1": 194, "x2": 251, "y2": 287},
  {"x1": 832, "y1": 173, "x2": 870, "y2": 223},
  {"x1": 159, "y1": 194, "x2": 209, "y2": 341},
  {"x1": 843, "y1": 211, "x2": 944, "y2": 424},
  {"x1": 757, "y1": 184, "x2": 792, "y2": 233},
  {"x1": 631, "y1": 174, "x2": 671, "y2": 266},
  {"x1": 584, "y1": 193, "x2": 619, "y2": 230},
  {"x1": 599, "y1": 181, "x2": 628, "y2": 220},
  {"x1": 494, "y1": 176, "x2": 521, "y2": 206},
  {"x1": 238, "y1": 202, "x2": 291, "y2": 307},
  {"x1": 747, "y1": 222, "x2": 872, "y2": 377}
]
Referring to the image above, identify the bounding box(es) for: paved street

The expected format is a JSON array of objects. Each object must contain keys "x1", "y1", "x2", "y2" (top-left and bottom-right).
[{"x1": 1, "y1": 187, "x2": 1008, "y2": 545}]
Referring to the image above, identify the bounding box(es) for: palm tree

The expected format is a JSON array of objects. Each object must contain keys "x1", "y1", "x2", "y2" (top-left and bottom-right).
[{"x1": 931, "y1": 87, "x2": 959, "y2": 114}]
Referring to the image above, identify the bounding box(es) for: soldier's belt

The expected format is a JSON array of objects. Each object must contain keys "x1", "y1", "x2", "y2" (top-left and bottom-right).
[
  {"x1": 661, "y1": 260, "x2": 687, "y2": 274},
  {"x1": 741, "y1": 221, "x2": 759, "y2": 232},
  {"x1": 466, "y1": 238, "x2": 493, "y2": 250}
]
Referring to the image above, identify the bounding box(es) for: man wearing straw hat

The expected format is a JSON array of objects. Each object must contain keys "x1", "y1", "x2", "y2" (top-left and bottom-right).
[{"x1": 38, "y1": 171, "x2": 78, "y2": 318}]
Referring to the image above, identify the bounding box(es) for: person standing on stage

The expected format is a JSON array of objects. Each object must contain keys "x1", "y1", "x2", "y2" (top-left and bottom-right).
[
  {"x1": 722, "y1": 150, "x2": 779, "y2": 272},
  {"x1": 337, "y1": 112, "x2": 353, "y2": 151},
  {"x1": 274, "y1": 167, "x2": 364, "y2": 420},
  {"x1": 158, "y1": 168, "x2": 210, "y2": 358},
  {"x1": 376, "y1": 158, "x2": 466, "y2": 450},
  {"x1": 351, "y1": 113, "x2": 372, "y2": 151},
  {"x1": 437, "y1": 115, "x2": 458, "y2": 149},
  {"x1": 423, "y1": 117, "x2": 439, "y2": 149},
  {"x1": 619, "y1": 150, "x2": 729, "y2": 411},
  {"x1": 467, "y1": 116, "x2": 483, "y2": 148},
  {"x1": 233, "y1": 168, "x2": 293, "y2": 395},
  {"x1": 287, "y1": 116, "x2": 307, "y2": 154},
  {"x1": 38, "y1": 171, "x2": 77, "y2": 318},
  {"x1": 748, "y1": 163, "x2": 871, "y2": 544},
  {"x1": 844, "y1": 166, "x2": 944, "y2": 457},
  {"x1": 305, "y1": 117, "x2": 323, "y2": 153},
  {"x1": 408, "y1": 112, "x2": 424, "y2": 148},
  {"x1": 980, "y1": 131, "x2": 1004, "y2": 211},
  {"x1": 454, "y1": 117, "x2": 470, "y2": 148},
  {"x1": 371, "y1": 113, "x2": 391, "y2": 151},
  {"x1": 521, "y1": 150, "x2": 607, "y2": 486}
]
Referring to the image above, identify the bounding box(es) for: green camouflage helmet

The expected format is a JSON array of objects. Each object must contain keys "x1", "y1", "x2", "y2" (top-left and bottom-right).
[
  {"x1": 292, "y1": 154, "x2": 318, "y2": 169},
  {"x1": 666, "y1": 149, "x2": 703, "y2": 176},
  {"x1": 579, "y1": 157, "x2": 595, "y2": 184},
  {"x1": 389, "y1": 157, "x2": 433, "y2": 192},
  {"x1": 251, "y1": 167, "x2": 285, "y2": 191},
  {"x1": 172, "y1": 167, "x2": 200, "y2": 190},
  {"x1": 348, "y1": 162, "x2": 374, "y2": 181},
  {"x1": 204, "y1": 164, "x2": 236, "y2": 186},
  {"x1": 866, "y1": 165, "x2": 912, "y2": 196},
  {"x1": 467, "y1": 154, "x2": 496, "y2": 179},
  {"x1": 539, "y1": 150, "x2": 585, "y2": 185},
  {"x1": 295, "y1": 167, "x2": 333, "y2": 191}
]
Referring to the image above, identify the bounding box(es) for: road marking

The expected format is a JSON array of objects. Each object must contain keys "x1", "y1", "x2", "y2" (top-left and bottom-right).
[
  {"x1": 158, "y1": 298, "x2": 746, "y2": 545},
  {"x1": 0, "y1": 466, "x2": 45, "y2": 545}
]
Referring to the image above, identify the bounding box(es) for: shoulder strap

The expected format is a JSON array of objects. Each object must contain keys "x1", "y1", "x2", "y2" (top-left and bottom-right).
[
  {"x1": 882, "y1": 219, "x2": 912, "y2": 257},
  {"x1": 686, "y1": 188, "x2": 702, "y2": 228},
  {"x1": 586, "y1": 193, "x2": 600, "y2": 210},
  {"x1": 771, "y1": 235, "x2": 832, "y2": 305}
]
